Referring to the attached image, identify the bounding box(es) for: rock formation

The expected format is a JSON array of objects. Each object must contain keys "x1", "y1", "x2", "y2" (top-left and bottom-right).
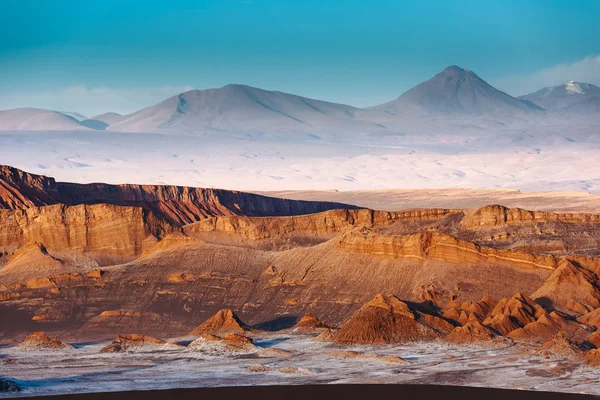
[
  {"x1": 461, "y1": 204, "x2": 600, "y2": 229},
  {"x1": 0, "y1": 165, "x2": 355, "y2": 226},
  {"x1": 443, "y1": 297, "x2": 497, "y2": 325},
  {"x1": 15, "y1": 332, "x2": 69, "y2": 350},
  {"x1": 330, "y1": 294, "x2": 442, "y2": 344},
  {"x1": 189, "y1": 309, "x2": 250, "y2": 336},
  {"x1": 445, "y1": 321, "x2": 496, "y2": 344},
  {"x1": 188, "y1": 332, "x2": 256, "y2": 354},
  {"x1": 482, "y1": 293, "x2": 546, "y2": 335},
  {"x1": 532, "y1": 260, "x2": 600, "y2": 311},
  {"x1": 100, "y1": 334, "x2": 176, "y2": 352},
  {"x1": 291, "y1": 313, "x2": 329, "y2": 333},
  {"x1": 538, "y1": 333, "x2": 583, "y2": 359},
  {"x1": 584, "y1": 349, "x2": 600, "y2": 366}
]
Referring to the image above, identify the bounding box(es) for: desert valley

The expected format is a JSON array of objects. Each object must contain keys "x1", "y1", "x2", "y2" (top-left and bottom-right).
[{"x1": 2, "y1": 163, "x2": 600, "y2": 396}]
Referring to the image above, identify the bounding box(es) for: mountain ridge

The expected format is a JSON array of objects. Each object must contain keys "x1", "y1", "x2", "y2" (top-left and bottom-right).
[
  {"x1": 519, "y1": 81, "x2": 600, "y2": 113},
  {"x1": 2, "y1": 66, "x2": 598, "y2": 134},
  {"x1": 371, "y1": 65, "x2": 544, "y2": 116}
]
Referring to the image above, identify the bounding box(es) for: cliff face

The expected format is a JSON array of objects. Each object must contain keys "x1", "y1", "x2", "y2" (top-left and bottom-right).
[
  {"x1": 0, "y1": 203, "x2": 172, "y2": 259},
  {"x1": 0, "y1": 166, "x2": 65, "y2": 209},
  {"x1": 184, "y1": 208, "x2": 458, "y2": 244},
  {"x1": 462, "y1": 204, "x2": 600, "y2": 228},
  {"x1": 0, "y1": 165, "x2": 355, "y2": 226},
  {"x1": 337, "y1": 230, "x2": 559, "y2": 270}
]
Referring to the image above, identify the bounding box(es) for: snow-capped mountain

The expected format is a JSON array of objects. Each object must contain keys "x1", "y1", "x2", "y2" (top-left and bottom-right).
[
  {"x1": 519, "y1": 81, "x2": 600, "y2": 114},
  {"x1": 370, "y1": 65, "x2": 543, "y2": 116}
]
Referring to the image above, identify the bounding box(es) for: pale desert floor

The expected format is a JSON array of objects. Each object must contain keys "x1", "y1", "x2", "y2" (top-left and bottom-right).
[
  {"x1": 1, "y1": 334, "x2": 599, "y2": 398},
  {"x1": 260, "y1": 189, "x2": 600, "y2": 213},
  {"x1": 2, "y1": 131, "x2": 600, "y2": 195}
]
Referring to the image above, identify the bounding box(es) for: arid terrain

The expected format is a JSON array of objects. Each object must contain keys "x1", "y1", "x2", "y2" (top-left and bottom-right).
[{"x1": 2, "y1": 165, "x2": 600, "y2": 396}]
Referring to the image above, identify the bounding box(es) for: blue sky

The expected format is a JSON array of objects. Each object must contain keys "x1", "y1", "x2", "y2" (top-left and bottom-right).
[{"x1": 1, "y1": 0, "x2": 599, "y2": 115}]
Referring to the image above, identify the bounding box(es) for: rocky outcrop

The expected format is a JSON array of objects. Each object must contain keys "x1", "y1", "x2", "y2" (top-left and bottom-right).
[
  {"x1": 189, "y1": 309, "x2": 249, "y2": 336},
  {"x1": 0, "y1": 203, "x2": 173, "y2": 259},
  {"x1": 577, "y1": 308, "x2": 600, "y2": 329},
  {"x1": 291, "y1": 313, "x2": 329, "y2": 333},
  {"x1": 184, "y1": 208, "x2": 458, "y2": 241},
  {"x1": 337, "y1": 230, "x2": 559, "y2": 270},
  {"x1": 508, "y1": 311, "x2": 579, "y2": 340},
  {"x1": 585, "y1": 349, "x2": 600, "y2": 366},
  {"x1": 445, "y1": 321, "x2": 496, "y2": 344},
  {"x1": 482, "y1": 293, "x2": 546, "y2": 335},
  {"x1": 532, "y1": 260, "x2": 600, "y2": 311},
  {"x1": 539, "y1": 333, "x2": 582, "y2": 359},
  {"x1": 462, "y1": 204, "x2": 600, "y2": 228},
  {"x1": 100, "y1": 334, "x2": 176, "y2": 352},
  {"x1": 188, "y1": 332, "x2": 256, "y2": 354},
  {"x1": 0, "y1": 165, "x2": 65, "y2": 209},
  {"x1": 330, "y1": 294, "x2": 445, "y2": 344},
  {"x1": 15, "y1": 332, "x2": 69, "y2": 350},
  {"x1": 443, "y1": 297, "x2": 497, "y2": 325},
  {"x1": 0, "y1": 165, "x2": 357, "y2": 226}
]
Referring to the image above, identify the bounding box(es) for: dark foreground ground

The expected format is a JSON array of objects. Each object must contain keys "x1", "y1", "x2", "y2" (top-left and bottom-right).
[{"x1": 13, "y1": 385, "x2": 597, "y2": 400}]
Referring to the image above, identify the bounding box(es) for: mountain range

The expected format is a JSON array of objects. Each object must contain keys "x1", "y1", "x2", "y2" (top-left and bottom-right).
[
  {"x1": 1, "y1": 66, "x2": 598, "y2": 135},
  {"x1": 518, "y1": 81, "x2": 600, "y2": 114}
]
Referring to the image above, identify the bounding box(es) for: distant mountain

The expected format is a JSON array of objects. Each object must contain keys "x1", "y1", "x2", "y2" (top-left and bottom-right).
[
  {"x1": 371, "y1": 65, "x2": 543, "y2": 116},
  {"x1": 90, "y1": 112, "x2": 125, "y2": 125},
  {"x1": 59, "y1": 111, "x2": 88, "y2": 121},
  {"x1": 519, "y1": 81, "x2": 600, "y2": 114},
  {"x1": 108, "y1": 84, "x2": 384, "y2": 136},
  {"x1": 2, "y1": 70, "x2": 598, "y2": 135},
  {"x1": 0, "y1": 108, "x2": 91, "y2": 131}
]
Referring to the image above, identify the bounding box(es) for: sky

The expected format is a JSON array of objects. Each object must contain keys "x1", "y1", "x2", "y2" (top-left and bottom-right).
[{"x1": 1, "y1": 0, "x2": 599, "y2": 116}]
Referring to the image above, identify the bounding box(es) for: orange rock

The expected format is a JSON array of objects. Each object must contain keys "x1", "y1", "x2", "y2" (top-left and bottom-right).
[
  {"x1": 292, "y1": 313, "x2": 329, "y2": 333},
  {"x1": 99, "y1": 334, "x2": 171, "y2": 353},
  {"x1": 330, "y1": 294, "x2": 440, "y2": 344},
  {"x1": 508, "y1": 311, "x2": 576, "y2": 340},
  {"x1": 443, "y1": 297, "x2": 496, "y2": 325},
  {"x1": 584, "y1": 349, "x2": 600, "y2": 366},
  {"x1": 189, "y1": 309, "x2": 249, "y2": 336},
  {"x1": 445, "y1": 321, "x2": 496, "y2": 344},
  {"x1": 16, "y1": 332, "x2": 69, "y2": 350},
  {"x1": 483, "y1": 293, "x2": 545, "y2": 335},
  {"x1": 532, "y1": 260, "x2": 600, "y2": 311},
  {"x1": 538, "y1": 333, "x2": 582, "y2": 359},
  {"x1": 221, "y1": 333, "x2": 254, "y2": 350},
  {"x1": 461, "y1": 204, "x2": 600, "y2": 229}
]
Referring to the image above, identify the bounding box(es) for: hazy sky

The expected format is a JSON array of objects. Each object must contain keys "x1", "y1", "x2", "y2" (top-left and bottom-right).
[{"x1": 1, "y1": 0, "x2": 599, "y2": 115}]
